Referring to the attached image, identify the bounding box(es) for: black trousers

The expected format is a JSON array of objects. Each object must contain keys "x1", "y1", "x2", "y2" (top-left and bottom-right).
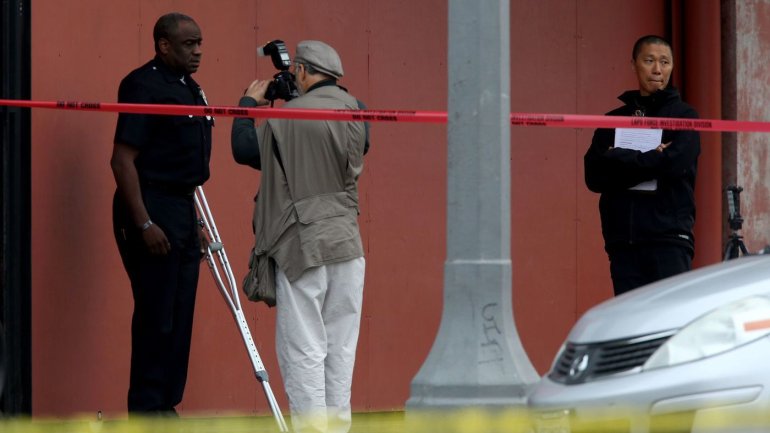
[
  {"x1": 113, "y1": 189, "x2": 201, "y2": 414},
  {"x1": 608, "y1": 243, "x2": 692, "y2": 296}
]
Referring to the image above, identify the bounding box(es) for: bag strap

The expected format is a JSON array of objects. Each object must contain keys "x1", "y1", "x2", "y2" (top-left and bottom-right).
[{"x1": 272, "y1": 138, "x2": 295, "y2": 202}]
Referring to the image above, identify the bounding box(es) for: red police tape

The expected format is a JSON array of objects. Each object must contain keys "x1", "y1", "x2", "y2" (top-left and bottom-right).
[{"x1": 2, "y1": 99, "x2": 770, "y2": 133}]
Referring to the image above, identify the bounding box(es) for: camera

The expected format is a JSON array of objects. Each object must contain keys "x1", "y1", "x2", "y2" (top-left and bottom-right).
[
  {"x1": 726, "y1": 185, "x2": 744, "y2": 231},
  {"x1": 258, "y1": 40, "x2": 299, "y2": 103}
]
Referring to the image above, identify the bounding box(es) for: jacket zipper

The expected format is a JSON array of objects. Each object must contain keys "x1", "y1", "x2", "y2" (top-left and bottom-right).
[{"x1": 628, "y1": 200, "x2": 635, "y2": 244}]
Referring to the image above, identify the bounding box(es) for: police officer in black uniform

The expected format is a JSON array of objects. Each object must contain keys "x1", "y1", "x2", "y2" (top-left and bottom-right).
[{"x1": 110, "y1": 12, "x2": 212, "y2": 415}]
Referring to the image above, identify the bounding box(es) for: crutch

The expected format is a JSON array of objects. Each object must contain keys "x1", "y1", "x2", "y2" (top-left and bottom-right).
[{"x1": 194, "y1": 186, "x2": 289, "y2": 432}]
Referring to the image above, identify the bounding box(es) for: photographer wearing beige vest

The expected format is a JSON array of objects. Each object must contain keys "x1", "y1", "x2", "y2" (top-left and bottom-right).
[{"x1": 231, "y1": 40, "x2": 370, "y2": 433}]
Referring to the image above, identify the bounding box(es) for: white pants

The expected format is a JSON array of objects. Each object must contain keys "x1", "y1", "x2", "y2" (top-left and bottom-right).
[{"x1": 275, "y1": 257, "x2": 365, "y2": 433}]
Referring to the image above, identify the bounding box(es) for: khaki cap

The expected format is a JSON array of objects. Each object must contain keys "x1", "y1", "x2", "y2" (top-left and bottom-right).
[{"x1": 295, "y1": 40, "x2": 344, "y2": 79}]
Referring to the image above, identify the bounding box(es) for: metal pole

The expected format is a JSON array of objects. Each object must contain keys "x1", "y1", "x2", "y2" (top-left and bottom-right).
[
  {"x1": 406, "y1": 0, "x2": 538, "y2": 410},
  {"x1": 1, "y1": 0, "x2": 32, "y2": 415}
]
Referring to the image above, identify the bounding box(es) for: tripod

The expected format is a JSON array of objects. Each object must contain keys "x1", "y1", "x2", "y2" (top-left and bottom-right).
[
  {"x1": 724, "y1": 185, "x2": 750, "y2": 261},
  {"x1": 724, "y1": 230, "x2": 749, "y2": 260}
]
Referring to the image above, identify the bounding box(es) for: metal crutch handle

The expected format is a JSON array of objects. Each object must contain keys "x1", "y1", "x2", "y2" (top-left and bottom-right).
[{"x1": 194, "y1": 186, "x2": 289, "y2": 432}]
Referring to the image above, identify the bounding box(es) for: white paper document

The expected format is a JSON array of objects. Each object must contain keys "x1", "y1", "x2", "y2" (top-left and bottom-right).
[{"x1": 614, "y1": 128, "x2": 663, "y2": 191}]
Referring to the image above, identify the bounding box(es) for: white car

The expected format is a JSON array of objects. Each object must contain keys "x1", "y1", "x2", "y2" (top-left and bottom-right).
[{"x1": 528, "y1": 254, "x2": 770, "y2": 433}]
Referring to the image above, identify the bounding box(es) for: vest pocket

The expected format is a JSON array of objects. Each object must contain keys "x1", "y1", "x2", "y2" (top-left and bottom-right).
[{"x1": 293, "y1": 192, "x2": 356, "y2": 224}]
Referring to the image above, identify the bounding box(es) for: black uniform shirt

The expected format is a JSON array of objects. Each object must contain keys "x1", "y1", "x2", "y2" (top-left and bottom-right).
[{"x1": 115, "y1": 56, "x2": 212, "y2": 189}]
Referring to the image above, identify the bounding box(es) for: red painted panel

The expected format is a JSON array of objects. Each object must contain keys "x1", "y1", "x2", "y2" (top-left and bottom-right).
[
  {"x1": 362, "y1": 0, "x2": 448, "y2": 410},
  {"x1": 28, "y1": 0, "x2": 708, "y2": 418},
  {"x1": 684, "y1": 0, "x2": 723, "y2": 267},
  {"x1": 510, "y1": 0, "x2": 581, "y2": 376},
  {"x1": 30, "y1": 1, "x2": 147, "y2": 417}
]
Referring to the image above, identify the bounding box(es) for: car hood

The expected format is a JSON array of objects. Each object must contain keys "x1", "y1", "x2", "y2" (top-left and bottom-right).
[{"x1": 569, "y1": 255, "x2": 770, "y2": 343}]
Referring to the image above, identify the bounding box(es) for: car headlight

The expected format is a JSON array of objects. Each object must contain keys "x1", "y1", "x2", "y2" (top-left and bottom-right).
[{"x1": 644, "y1": 296, "x2": 770, "y2": 370}]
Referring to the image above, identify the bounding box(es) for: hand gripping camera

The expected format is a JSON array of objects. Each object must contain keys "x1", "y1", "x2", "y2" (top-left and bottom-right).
[{"x1": 258, "y1": 40, "x2": 299, "y2": 104}]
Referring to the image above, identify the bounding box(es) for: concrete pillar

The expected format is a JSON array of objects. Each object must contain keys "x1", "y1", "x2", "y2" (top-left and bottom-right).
[
  {"x1": 721, "y1": 0, "x2": 770, "y2": 253},
  {"x1": 406, "y1": 0, "x2": 538, "y2": 410}
]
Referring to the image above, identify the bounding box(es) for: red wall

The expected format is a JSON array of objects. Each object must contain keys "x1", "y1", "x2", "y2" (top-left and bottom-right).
[{"x1": 29, "y1": 0, "x2": 720, "y2": 418}]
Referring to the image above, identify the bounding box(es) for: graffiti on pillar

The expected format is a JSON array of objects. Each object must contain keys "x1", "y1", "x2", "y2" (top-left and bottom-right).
[{"x1": 480, "y1": 302, "x2": 504, "y2": 364}]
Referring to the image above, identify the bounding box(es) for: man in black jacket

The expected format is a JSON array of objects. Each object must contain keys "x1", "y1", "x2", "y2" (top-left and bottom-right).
[{"x1": 584, "y1": 35, "x2": 700, "y2": 296}]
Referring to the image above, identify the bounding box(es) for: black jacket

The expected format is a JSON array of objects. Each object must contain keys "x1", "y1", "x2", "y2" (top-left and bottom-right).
[{"x1": 584, "y1": 87, "x2": 700, "y2": 254}]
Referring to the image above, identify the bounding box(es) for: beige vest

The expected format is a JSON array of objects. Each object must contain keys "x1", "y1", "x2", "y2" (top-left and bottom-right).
[{"x1": 252, "y1": 85, "x2": 366, "y2": 283}]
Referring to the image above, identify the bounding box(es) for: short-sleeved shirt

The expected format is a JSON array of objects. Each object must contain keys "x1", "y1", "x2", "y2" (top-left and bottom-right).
[{"x1": 114, "y1": 56, "x2": 213, "y2": 189}]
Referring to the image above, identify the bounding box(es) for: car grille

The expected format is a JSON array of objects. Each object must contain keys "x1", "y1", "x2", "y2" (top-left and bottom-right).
[{"x1": 549, "y1": 331, "x2": 674, "y2": 384}]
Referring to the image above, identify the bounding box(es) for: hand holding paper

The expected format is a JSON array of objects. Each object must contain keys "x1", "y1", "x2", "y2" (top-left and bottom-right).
[{"x1": 614, "y1": 128, "x2": 663, "y2": 191}]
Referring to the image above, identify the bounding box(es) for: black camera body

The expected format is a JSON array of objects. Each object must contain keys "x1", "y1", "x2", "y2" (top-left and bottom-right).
[
  {"x1": 727, "y1": 185, "x2": 744, "y2": 232},
  {"x1": 258, "y1": 40, "x2": 299, "y2": 103}
]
